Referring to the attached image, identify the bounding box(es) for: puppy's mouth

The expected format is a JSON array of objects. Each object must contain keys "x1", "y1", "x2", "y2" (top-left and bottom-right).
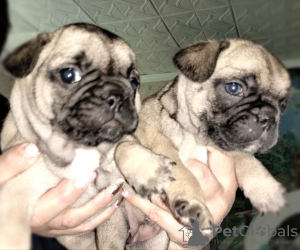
[
  {"x1": 224, "y1": 112, "x2": 267, "y2": 143},
  {"x1": 96, "y1": 117, "x2": 138, "y2": 144}
]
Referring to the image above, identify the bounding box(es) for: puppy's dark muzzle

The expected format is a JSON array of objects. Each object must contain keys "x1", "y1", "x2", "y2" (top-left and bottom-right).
[
  {"x1": 215, "y1": 101, "x2": 279, "y2": 152},
  {"x1": 223, "y1": 111, "x2": 275, "y2": 143},
  {"x1": 56, "y1": 80, "x2": 138, "y2": 146}
]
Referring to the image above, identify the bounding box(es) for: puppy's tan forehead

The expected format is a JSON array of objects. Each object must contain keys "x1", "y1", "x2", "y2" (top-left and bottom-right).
[
  {"x1": 214, "y1": 40, "x2": 290, "y2": 96},
  {"x1": 47, "y1": 27, "x2": 134, "y2": 68},
  {"x1": 109, "y1": 39, "x2": 136, "y2": 68}
]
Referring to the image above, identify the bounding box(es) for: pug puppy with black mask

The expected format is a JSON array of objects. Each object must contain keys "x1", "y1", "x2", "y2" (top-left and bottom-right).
[
  {"x1": 116, "y1": 39, "x2": 290, "y2": 237},
  {"x1": 0, "y1": 23, "x2": 170, "y2": 250}
]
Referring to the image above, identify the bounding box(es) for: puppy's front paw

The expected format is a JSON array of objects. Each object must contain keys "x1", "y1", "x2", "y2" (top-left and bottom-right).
[
  {"x1": 172, "y1": 199, "x2": 213, "y2": 236},
  {"x1": 244, "y1": 178, "x2": 286, "y2": 213},
  {"x1": 133, "y1": 155, "x2": 175, "y2": 198}
]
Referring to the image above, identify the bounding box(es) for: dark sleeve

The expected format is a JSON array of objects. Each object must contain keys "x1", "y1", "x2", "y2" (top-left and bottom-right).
[
  {"x1": 0, "y1": 94, "x2": 10, "y2": 153},
  {"x1": 0, "y1": 94, "x2": 9, "y2": 128},
  {"x1": 31, "y1": 234, "x2": 67, "y2": 250},
  {"x1": 0, "y1": 0, "x2": 9, "y2": 53}
]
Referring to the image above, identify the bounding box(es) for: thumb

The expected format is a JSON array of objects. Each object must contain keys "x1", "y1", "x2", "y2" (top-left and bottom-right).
[{"x1": 0, "y1": 143, "x2": 40, "y2": 184}]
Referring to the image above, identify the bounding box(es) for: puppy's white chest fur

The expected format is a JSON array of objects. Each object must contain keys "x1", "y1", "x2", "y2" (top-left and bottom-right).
[
  {"x1": 178, "y1": 134, "x2": 208, "y2": 164},
  {"x1": 64, "y1": 148, "x2": 100, "y2": 179}
]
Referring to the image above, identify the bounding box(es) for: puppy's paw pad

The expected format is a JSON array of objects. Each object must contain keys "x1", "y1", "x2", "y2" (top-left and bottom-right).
[{"x1": 173, "y1": 199, "x2": 213, "y2": 236}]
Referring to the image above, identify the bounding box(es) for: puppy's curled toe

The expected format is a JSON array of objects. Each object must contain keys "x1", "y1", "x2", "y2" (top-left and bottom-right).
[
  {"x1": 133, "y1": 154, "x2": 175, "y2": 198},
  {"x1": 172, "y1": 199, "x2": 213, "y2": 236}
]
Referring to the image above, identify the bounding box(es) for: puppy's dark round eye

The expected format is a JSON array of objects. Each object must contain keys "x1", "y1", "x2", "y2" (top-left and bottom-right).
[
  {"x1": 225, "y1": 82, "x2": 243, "y2": 96},
  {"x1": 60, "y1": 68, "x2": 81, "y2": 84},
  {"x1": 130, "y1": 77, "x2": 139, "y2": 91}
]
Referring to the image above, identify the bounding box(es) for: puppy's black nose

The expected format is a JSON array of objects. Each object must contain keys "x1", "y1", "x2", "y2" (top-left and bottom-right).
[
  {"x1": 259, "y1": 116, "x2": 269, "y2": 129},
  {"x1": 106, "y1": 95, "x2": 118, "y2": 109},
  {"x1": 259, "y1": 115, "x2": 276, "y2": 130},
  {"x1": 256, "y1": 103, "x2": 277, "y2": 130}
]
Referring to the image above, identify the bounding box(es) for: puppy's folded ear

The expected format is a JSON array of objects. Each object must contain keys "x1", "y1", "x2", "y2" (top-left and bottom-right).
[
  {"x1": 4, "y1": 33, "x2": 52, "y2": 78},
  {"x1": 173, "y1": 40, "x2": 229, "y2": 83}
]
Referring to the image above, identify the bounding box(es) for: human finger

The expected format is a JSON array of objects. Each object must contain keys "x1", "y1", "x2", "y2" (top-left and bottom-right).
[
  {"x1": 150, "y1": 194, "x2": 171, "y2": 213},
  {"x1": 32, "y1": 178, "x2": 124, "y2": 236},
  {"x1": 45, "y1": 179, "x2": 124, "y2": 231},
  {"x1": 31, "y1": 172, "x2": 97, "y2": 231},
  {"x1": 0, "y1": 143, "x2": 40, "y2": 184},
  {"x1": 122, "y1": 191, "x2": 184, "y2": 245},
  {"x1": 39, "y1": 199, "x2": 122, "y2": 237}
]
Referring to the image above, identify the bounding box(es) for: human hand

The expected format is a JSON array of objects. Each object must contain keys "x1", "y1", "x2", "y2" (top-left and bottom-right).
[
  {"x1": 0, "y1": 143, "x2": 40, "y2": 185},
  {"x1": 185, "y1": 147, "x2": 237, "y2": 225},
  {"x1": 122, "y1": 191, "x2": 184, "y2": 248},
  {"x1": 31, "y1": 177, "x2": 124, "y2": 237},
  {"x1": 122, "y1": 147, "x2": 237, "y2": 249},
  {"x1": 0, "y1": 143, "x2": 123, "y2": 237}
]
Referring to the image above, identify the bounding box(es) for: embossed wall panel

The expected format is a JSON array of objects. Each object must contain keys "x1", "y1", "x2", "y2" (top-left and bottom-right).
[
  {"x1": 196, "y1": 7, "x2": 238, "y2": 39},
  {"x1": 163, "y1": 12, "x2": 206, "y2": 47},
  {"x1": 270, "y1": 0, "x2": 300, "y2": 34},
  {"x1": 1, "y1": 0, "x2": 300, "y2": 79},
  {"x1": 136, "y1": 50, "x2": 177, "y2": 75},
  {"x1": 47, "y1": 0, "x2": 95, "y2": 29},
  {"x1": 129, "y1": 18, "x2": 179, "y2": 50},
  {"x1": 191, "y1": 0, "x2": 229, "y2": 10},
  {"x1": 151, "y1": 0, "x2": 195, "y2": 16},
  {"x1": 231, "y1": 0, "x2": 272, "y2": 39},
  {"x1": 272, "y1": 34, "x2": 300, "y2": 60},
  {"x1": 75, "y1": 0, "x2": 158, "y2": 23},
  {"x1": 8, "y1": 0, "x2": 48, "y2": 32}
]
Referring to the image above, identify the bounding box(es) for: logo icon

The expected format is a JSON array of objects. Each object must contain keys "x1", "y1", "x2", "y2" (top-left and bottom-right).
[
  {"x1": 179, "y1": 221, "x2": 220, "y2": 248},
  {"x1": 256, "y1": 226, "x2": 266, "y2": 236}
]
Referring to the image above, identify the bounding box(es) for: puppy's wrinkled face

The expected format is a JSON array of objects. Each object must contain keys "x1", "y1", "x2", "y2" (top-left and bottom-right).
[
  {"x1": 207, "y1": 41, "x2": 290, "y2": 153},
  {"x1": 5, "y1": 24, "x2": 140, "y2": 146},
  {"x1": 49, "y1": 25, "x2": 140, "y2": 146},
  {"x1": 174, "y1": 39, "x2": 290, "y2": 153}
]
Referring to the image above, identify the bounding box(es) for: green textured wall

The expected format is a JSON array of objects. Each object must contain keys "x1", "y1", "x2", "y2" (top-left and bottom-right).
[{"x1": 140, "y1": 81, "x2": 168, "y2": 100}]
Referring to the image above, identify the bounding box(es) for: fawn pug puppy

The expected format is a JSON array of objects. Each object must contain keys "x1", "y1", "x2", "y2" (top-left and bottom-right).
[
  {"x1": 0, "y1": 23, "x2": 166, "y2": 249},
  {"x1": 116, "y1": 39, "x2": 290, "y2": 237}
]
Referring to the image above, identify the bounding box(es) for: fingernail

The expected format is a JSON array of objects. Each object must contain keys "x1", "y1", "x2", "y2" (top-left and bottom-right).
[
  {"x1": 74, "y1": 172, "x2": 96, "y2": 189},
  {"x1": 23, "y1": 143, "x2": 39, "y2": 157},
  {"x1": 121, "y1": 190, "x2": 129, "y2": 198},
  {"x1": 114, "y1": 197, "x2": 123, "y2": 208},
  {"x1": 108, "y1": 178, "x2": 125, "y2": 195}
]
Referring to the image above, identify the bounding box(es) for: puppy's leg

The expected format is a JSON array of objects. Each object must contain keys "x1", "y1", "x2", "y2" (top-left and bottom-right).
[
  {"x1": 116, "y1": 125, "x2": 213, "y2": 233},
  {"x1": 116, "y1": 135, "x2": 174, "y2": 198},
  {"x1": 126, "y1": 229, "x2": 169, "y2": 250},
  {"x1": 235, "y1": 154, "x2": 286, "y2": 213},
  {"x1": 142, "y1": 130, "x2": 213, "y2": 233},
  {"x1": 96, "y1": 206, "x2": 128, "y2": 249},
  {"x1": 57, "y1": 198, "x2": 128, "y2": 250}
]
